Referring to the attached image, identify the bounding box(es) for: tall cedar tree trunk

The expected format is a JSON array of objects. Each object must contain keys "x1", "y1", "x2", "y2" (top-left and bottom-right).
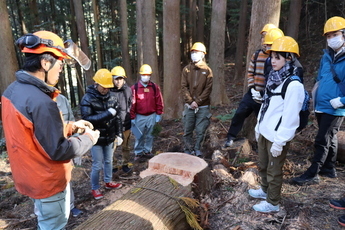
[
  {"x1": 196, "y1": 0, "x2": 204, "y2": 43},
  {"x1": 286, "y1": 0, "x2": 302, "y2": 40},
  {"x1": 190, "y1": 0, "x2": 197, "y2": 43},
  {"x1": 68, "y1": 0, "x2": 78, "y2": 107},
  {"x1": 15, "y1": 0, "x2": 27, "y2": 34},
  {"x1": 142, "y1": 0, "x2": 160, "y2": 85},
  {"x1": 234, "y1": 0, "x2": 248, "y2": 80},
  {"x1": 181, "y1": 0, "x2": 189, "y2": 65},
  {"x1": 29, "y1": 0, "x2": 39, "y2": 28},
  {"x1": 163, "y1": 0, "x2": 182, "y2": 119},
  {"x1": 119, "y1": 0, "x2": 133, "y2": 84},
  {"x1": 242, "y1": 0, "x2": 281, "y2": 139},
  {"x1": 73, "y1": 0, "x2": 94, "y2": 88},
  {"x1": 0, "y1": 0, "x2": 18, "y2": 120},
  {"x1": 92, "y1": 0, "x2": 102, "y2": 69},
  {"x1": 209, "y1": 0, "x2": 229, "y2": 106},
  {"x1": 136, "y1": 0, "x2": 143, "y2": 82}
]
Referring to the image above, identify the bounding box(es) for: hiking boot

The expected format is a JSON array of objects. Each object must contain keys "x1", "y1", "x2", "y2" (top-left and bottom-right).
[
  {"x1": 253, "y1": 200, "x2": 279, "y2": 213},
  {"x1": 195, "y1": 150, "x2": 203, "y2": 157},
  {"x1": 71, "y1": 207, "x2": 83, "y2": 217},
  {"x1": 292, "y1": 173, "x2": 320, "y2": 185},
  {"x1": 330, "y1": 198, "x2": 345, "y2": 210},
  {"x1": 134, "y1": 153, "x2": 146, "y2": 163},
  {"x1": 122, "y1": 164, "x2": 132, "y2": 174},
  {"x1": 91, "y1": 189, "x2": 103, "y2": 200},
  {"x1": 319, "y1": 168, "x2": 337, "y2": 178},
  {"x1": 248, "y1": 188, "x2": 267, "y2": 199},
  {"x1": 185, "y1": 150, "x2": 195, "y2": 155},
  {"x1": 338, "y1": 215, "x2": 345, "y2": 227},
  {"x1": 105, "y1": 182, "x2": 122, "y2": 189},
  {"x1": 143, "y1": 152, "x2": 154, "y2": 159}
]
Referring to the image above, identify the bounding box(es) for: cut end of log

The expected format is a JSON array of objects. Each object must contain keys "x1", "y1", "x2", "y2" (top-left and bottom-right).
[{"x1": 140, "y1": 152, "x2": 208, "y2": 186}]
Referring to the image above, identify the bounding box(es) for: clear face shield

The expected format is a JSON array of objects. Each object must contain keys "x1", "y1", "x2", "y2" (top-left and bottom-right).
[{"x1": 63, "y1": 40, "x2": 91, "y2": 70}]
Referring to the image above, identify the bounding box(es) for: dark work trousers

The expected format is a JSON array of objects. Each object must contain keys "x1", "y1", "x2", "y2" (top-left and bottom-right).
[
  {"x1": 226, "y1": 89, "x2": 262, "y2": 140},
  {"x1": 306, "y1": 113, "x2": 344, "y2": 176}
]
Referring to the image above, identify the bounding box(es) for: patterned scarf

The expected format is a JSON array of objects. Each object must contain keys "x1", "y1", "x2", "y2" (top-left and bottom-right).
[{"x1": 259, "y1": 61, "x2": 298, "y2": 123}]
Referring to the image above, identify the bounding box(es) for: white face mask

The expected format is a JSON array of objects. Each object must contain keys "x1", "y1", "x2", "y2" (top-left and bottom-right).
[
  {"x1": 141, "y1": 75, "x2": 150, "y2": 83},
  {"x1": 327, "y1": 35, "x2": 344, "y2": 50},
  {"x1": 191, "y1": 52, "x2": 204, "y2": 63}
]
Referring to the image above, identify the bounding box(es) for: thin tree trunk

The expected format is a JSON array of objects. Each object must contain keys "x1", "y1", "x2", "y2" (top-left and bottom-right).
[
  {"x1": 196, "y1": 0, "x2": 204, "y2": 42},
  {"x1": 181, "y1": 0, "x2": 189, "y2": 65},
  {"x1": 136, "y1": 0, "x2": 143, "y2": 82},
  {"x1": 142, "y1": 0, "x2": 160, "y2": 85},
  {"x1": 234, "y1": 0, "x2": 248, "y2": 80},
  {"x1": 163, "y1": 0, "x2": 182, "y2": 119},
  {"x1": 92, "y1": 0, "x2": 102, "y2": 69},
  {"x1": 209, "y1": 0, "x2": 229, "y2": 106},
  {"x1": 119, "y1": 0, "x2": 133, "y2": 83},
  {"x1": 73, "y1": 0, "x2": 93, "y2": 88},
  {"x1": 286, "y1": 0, "x2": 302, "y2": 40},
  {"x1": 242, "y1": 0, "x2": 281, "y2": 139},
  {"x1": 0, "y1": 0, "x2": 18, "y2": 118}
]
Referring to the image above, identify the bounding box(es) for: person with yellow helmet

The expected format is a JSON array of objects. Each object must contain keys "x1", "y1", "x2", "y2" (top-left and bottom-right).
[
  {"x1": 2, "y1": 31, "x2": 99, "y2": 229},
  {"x1": 181, "y1": 42, "x2": 213, "y2": 157},
  {"x1": 130, "y1": 64, "x2": 164, "y2": 162},
  {"x1": 250, "y1": 36, "x2": 305, "y2": 213},
  {"x1": 293, "y1": 16, "x2": 345, "y2": 187},
  {"x1": 110, "y1": 66, "x2": 133, "y2": 174},
  {"x1": 223, "y1": 24, "x2": 278, "y2": 148},
  {"x1": 80, "y1": 69, "x2": 124, "y2": 200}
]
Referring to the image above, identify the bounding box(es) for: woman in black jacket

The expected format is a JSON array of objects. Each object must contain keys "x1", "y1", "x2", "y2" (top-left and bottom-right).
[{"x1": 80, "y1": 69, "x2": 123, "y2": 200}]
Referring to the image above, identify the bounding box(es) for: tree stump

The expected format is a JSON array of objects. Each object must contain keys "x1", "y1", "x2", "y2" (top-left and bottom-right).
[
  {"x1": 140, "y1": 152, "x2": 213, "y2": 195},
  {"x1": 221, "y1": 138, "x2": 252, "y2": 164},
  {"x1": 75, "y1": 153, "x2": 212, "y2": 230}
]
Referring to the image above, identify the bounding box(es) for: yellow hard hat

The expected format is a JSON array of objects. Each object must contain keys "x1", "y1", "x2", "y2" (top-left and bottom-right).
[
  {"x1": 111, "y1": 66, "x2": 127, "y2": 78},
  {"x1": 323, "y1": 16, "x2": 345, "y2": 35},
  {"x1": 93, "y1": 69, "x2": 114, "y2": 88},
  {"x1": 139, "y1": 64, "x2": 152, "y2": 75},
  {"x1": 191, "y1": 42, "x2": 206, "y2": 54},
  {"x1": 263, "y1": 28, "x2": 284, "y2": 45},
  {"x1": 261, "y1": 23, "x2": 277, "y2": 34},
  {"x1": 267, "y1": 36, "x2": 300, "y2": 57}
]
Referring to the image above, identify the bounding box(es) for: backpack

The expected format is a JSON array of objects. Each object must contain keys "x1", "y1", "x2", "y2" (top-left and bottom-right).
[{"x1": 272, "y1": 76, "x2": 310, "y2": 132}]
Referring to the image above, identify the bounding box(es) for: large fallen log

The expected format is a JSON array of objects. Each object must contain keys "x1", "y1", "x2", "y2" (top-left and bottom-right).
[
  {"x1": 75, "y1": 153, "x2": 212, "y2": 230},
  {"x1": 337, "y1": 131, "x2": 345, "y2": 163}
]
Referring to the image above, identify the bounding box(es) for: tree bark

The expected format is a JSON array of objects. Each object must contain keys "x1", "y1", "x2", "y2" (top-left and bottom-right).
[
  {"x1": 73, "y1": 0, "x2": 94, "y2": 87},
  {"x1": 142, "y1": 0, "x2": 160, "y2": 85},
  {"x1": 119, "y1": 0, "x2": 133, "y2": 83},
  {"x1": 0, "y1": 0, "x2": 18, "y2": 113},
  {"x1": 242, "y1": 0, "x2": 281, "y2": 139},
  {"x1": 163, "y1": 0, "x2": 182, "y2": 119},
  {"x1": 136, "y1": 0, "x2": 144, "y2": 79},
  {"x1": 92, "y1": 0, "x2": 102, "y2": 69},
  {"x1": 209, "y1": 0, "x2": 229, "y2": 106},
  {"x1": 196, "y1": 0, "x2": 204, "y2": 43},
  {"x1": 234, "y1": 0, "x2": 248, "y2": 80},
  {"x1": 286, "y1": 0, "x2": 302, "y2": 40},
  {"x1": 75, "y1": 174, "x2": 195, "y2": 230}
]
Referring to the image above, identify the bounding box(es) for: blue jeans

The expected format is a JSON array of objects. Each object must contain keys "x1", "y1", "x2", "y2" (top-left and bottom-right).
[
  {"x1": 33, "y1": 183, "x2": 70, "y2": 230},
  {"x1": 91, "y1": 142, "x2": 114, "y2": 190},
  {"x1": 133, "y1": 113, "x2": 156, "y2": 155}
]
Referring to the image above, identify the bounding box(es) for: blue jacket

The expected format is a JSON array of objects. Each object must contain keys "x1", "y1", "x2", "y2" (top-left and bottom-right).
[{"x1": 315, "y1": 48, "x2": 345, "y2": 116}]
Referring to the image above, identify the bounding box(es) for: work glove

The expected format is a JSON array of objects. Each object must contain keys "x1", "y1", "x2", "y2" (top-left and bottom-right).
[
  {"x1": 73, "y1": 156, "x2": 82, "y2": 166},
  {"x1": 84, "y1": 127, "x2": 100, "y2": 145},
  {"x1": 108, "y1": 108, "x2": 117, "y2": 116},
  {"x1": 156, "y1": 114, "x2": 162, "y2": 123},
  {"x1": 251, "y1": 88, "x2": 263, "y2": 103},
  {"x1": 114, "y1": 136, "x2": 123, "y2": 146},
  {"x1": 270, "y1": 143, "x2": 283, "y2": 157},
  {"x1": 72, "y1": 120, "x2": 94, "y2": 134},
  {"x1": 330, "y1": 97, "x2": 344, "y2": 109}
]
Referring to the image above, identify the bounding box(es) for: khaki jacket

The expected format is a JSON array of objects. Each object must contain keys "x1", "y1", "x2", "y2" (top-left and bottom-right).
[{"x1": 181, "y1": 61, "x2": 213, "y2": 106}]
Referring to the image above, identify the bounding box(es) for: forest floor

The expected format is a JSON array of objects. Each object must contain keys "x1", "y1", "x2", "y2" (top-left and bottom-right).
[{"x1": 1, "y1": 59, "x2": 345, "y2": 230}]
